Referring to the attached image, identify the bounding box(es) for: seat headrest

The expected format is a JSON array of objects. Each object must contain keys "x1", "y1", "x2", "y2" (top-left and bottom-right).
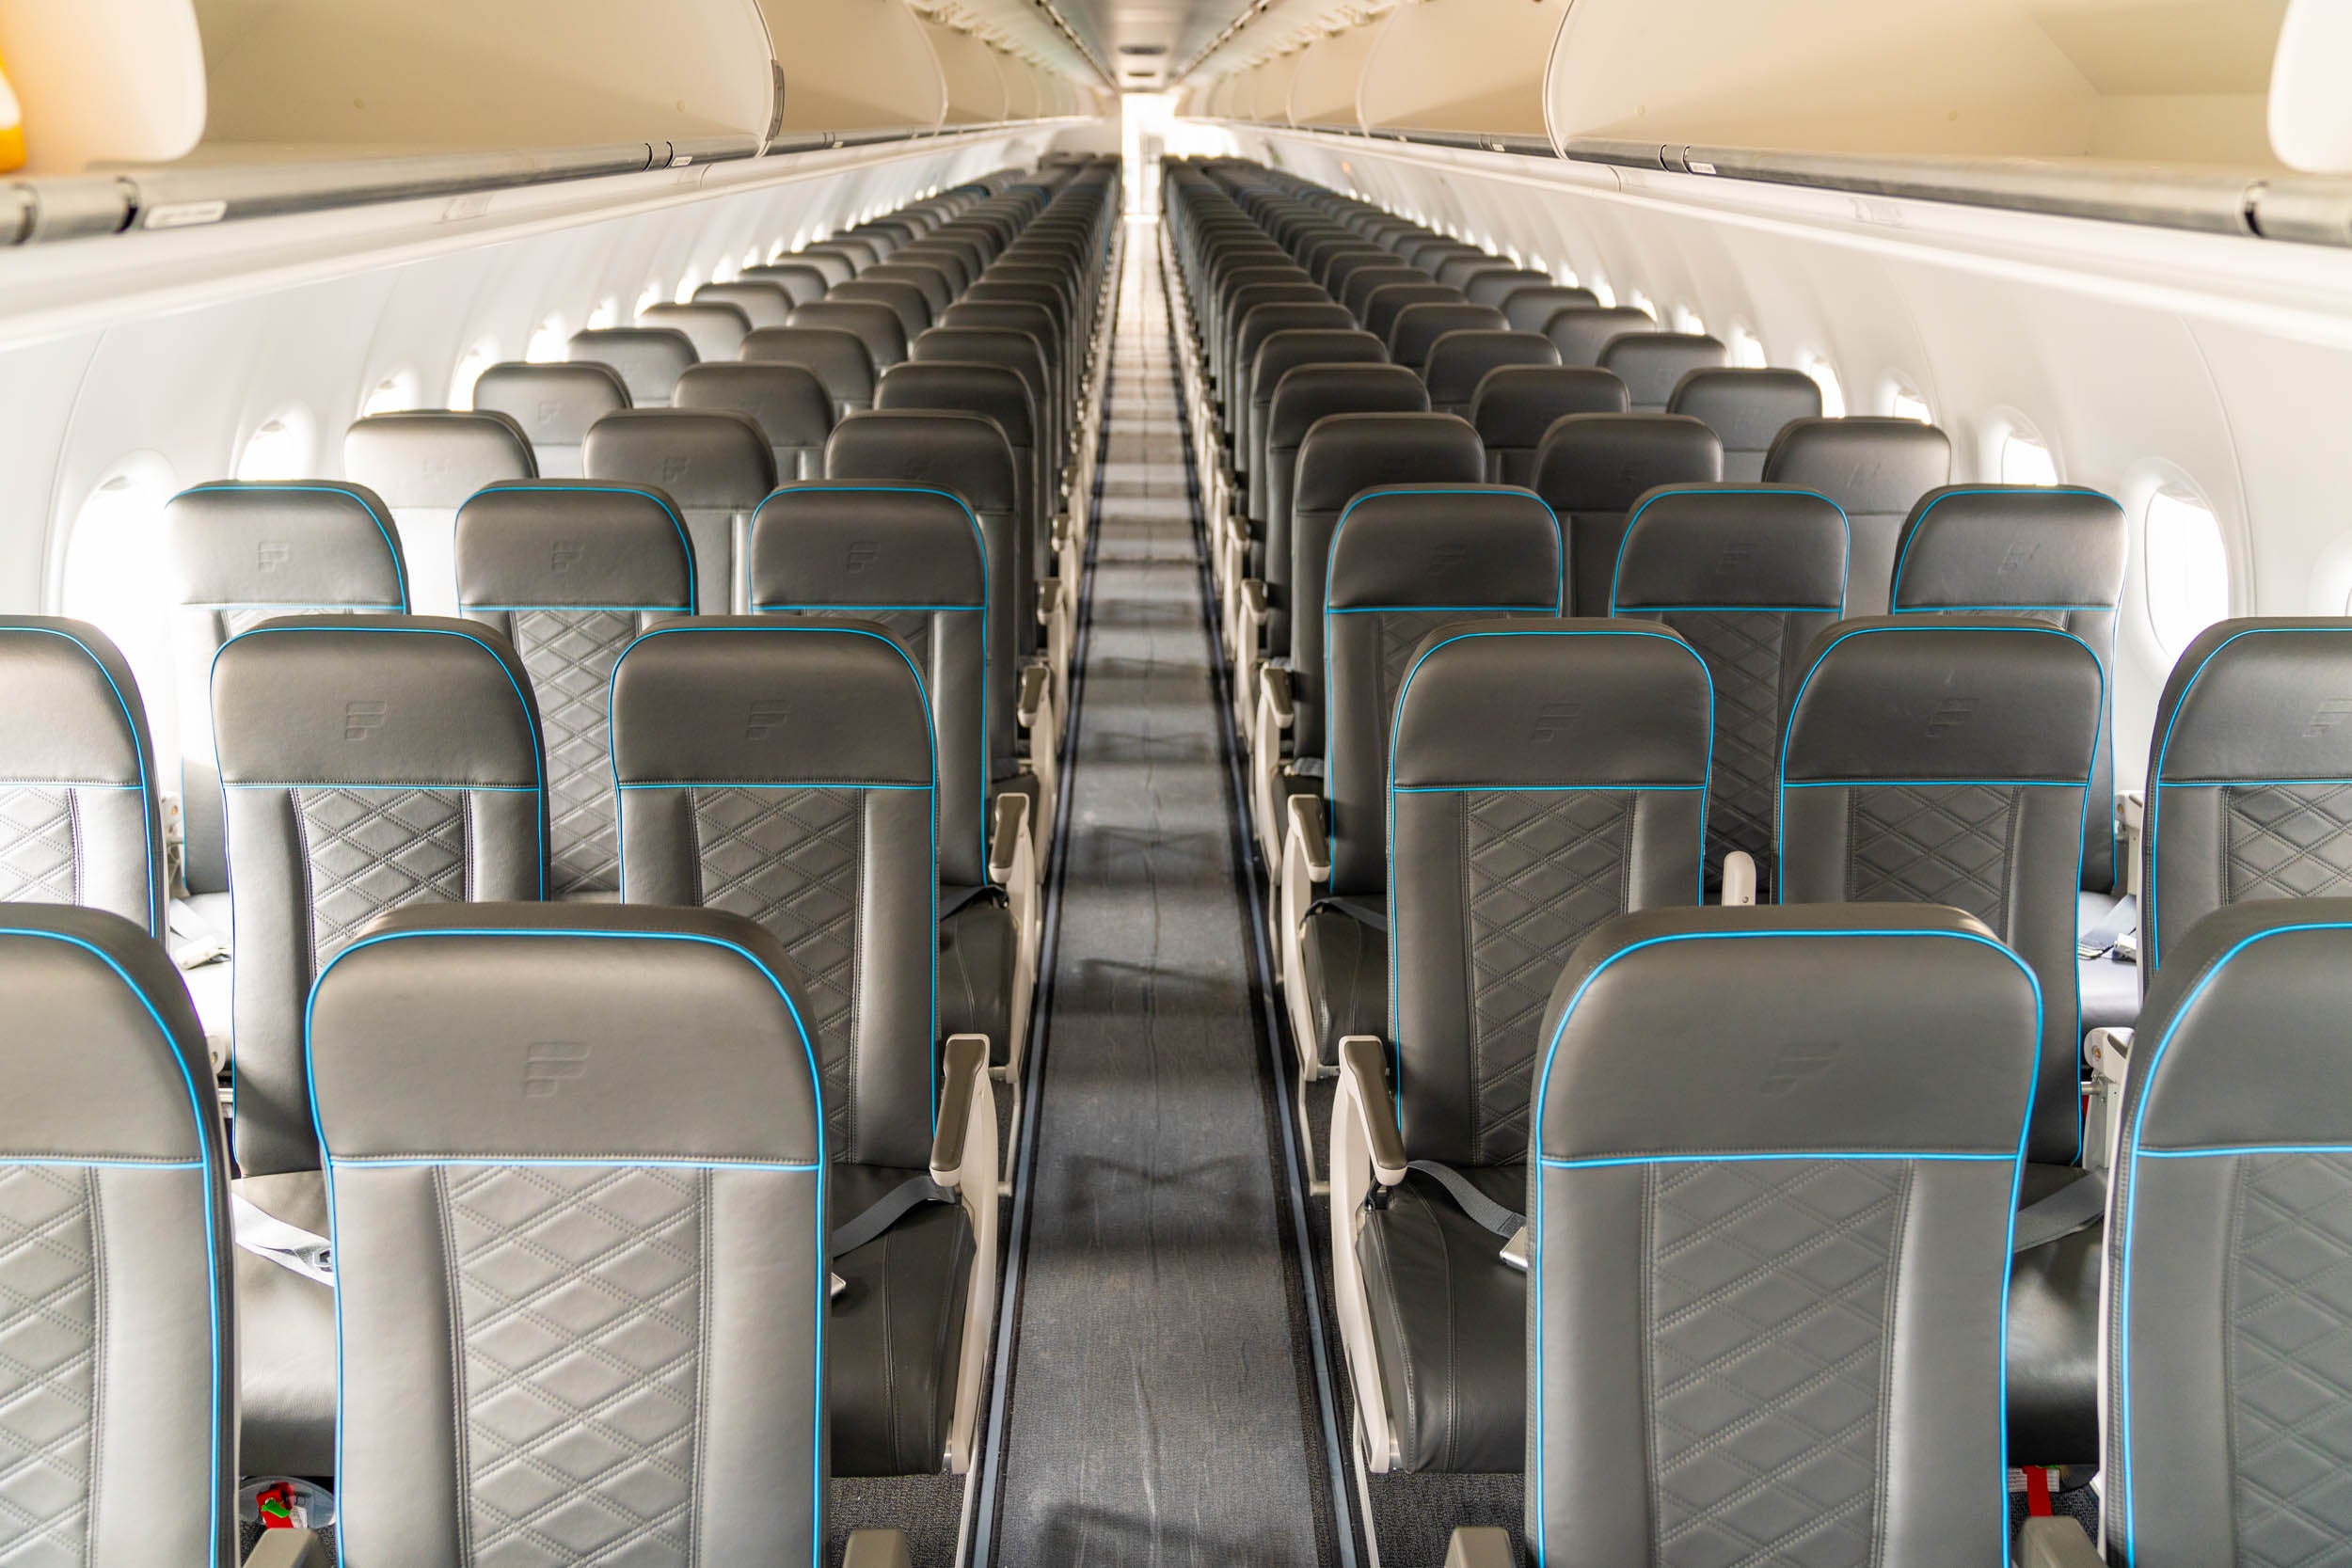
[
  {"x1": 1532, "y1": 414, "x2": 1724, "y2": 509},
  {"x1": 825, "y1": 410, "x2": 1018, "y2": 513},
  {"x1": 692, "y1": 280, "x2": 794, "y2": 329},
  {"x1": 1465, "y1": 269, "x2": 1554, "y2": 309},
  {"x1": 0, "y1": 906, "x2": 215, "y2": 1162},
  {"x1": 608, "y1": 619, "x2": 931, "y2": 786},
  {"x1": 1238, "y1": 302, "x2": 1357, "y2": 350},
  {"x1": 1389, "y1": 303, "x2": 1509, "y2": 369},
  {"x1": 1889, "y1": 485, "x2": 2126, "y2": 612},
  {"x1": 741, "y1": 327, "x2": 877, "y2": 404},
  {"x1": 911, "y1": 326, "x2": 1046, "y2": 383},
  {"x1": 1364, "y1": 283, "x2": 1466, "y2": 342},
  {"x1": 829, "y1": 279, "x2": 930, "y2": 338},
  {"x1": 1597, "y1": 333, "x2": 1729, "y2": 408},
  {"x1": 211, "y1": 615, "x2": 542, "y2": 790},
  {"x1": 307, "y1": 904, "x2": 822, "y2": 1165},
  {"x1": 1667, "y1": 368, "x2": 1822, "y2": 452},
  {"x1": 1537, "y1": 905, "x2": 2038, "y2": 1159},
  {"x1": 866, "y1": 264, "x2": 955, "y2": 312},
  {"x1": 454, "y1": 482, "x2": 696, "y2": 612},
  {"x1": 1470, "y1": 366, "x2": 1630, "y2": 448},
  {"x1": 747, "y1": 483, "x2": 985, "y2": 610},
  {"x1": 1762, "y1": 417, "x2": 1953, "y2": 513},
  {"x1": 0, "y1": 616, "x2": 151, "y2": 788},
  {"x1": 1326, "y1": 486, "x2": 1561, "y2": 611},
  {"x1": 2151, "y1": 619, "x2": 2352, "y2": 784},
  {"x1": 567, "y1": 327, "x2": 698, "y2": 404},
  {"x1": 1423, "y1": 330, "x2": 1560, "y2": 407},
  {"x1": 1250, "y1": 331, "x2": 1388, "y2": 399},
  {"x1": 788, "y1": 301, "x2": 907, "y2": 366},
  {"x1": 470, "y1": 362, "x2": 631, "y2": 449},
  {"x1": 1390, "y1": 618, "x2": 1712, "y2": 790},
  {"x1": 580, "y1": 409, "x2": 778, "y2": 506},
  {"x1": 740, "y1": 262, "x2": 832, "y2": 307},
  {"x1": 1782, "y1": 617, "x2": 2102, "y2": 784},
  {"x1": 673, "y1": 362, "x2": 834, "y2": 450},
  {"x1": 1295, "y1": 413, "x2": 1486, "y2": 510},
  {"x1": 166, "y1": 481, "x2": 409, "y2": 610},
  {"x1": 1611, "y1": 485, "x2": 1850, "y2": 613},
  {"x1": 343, "y1": 411, "x2": 535, "y2": 507},
  {"x1": 637, "y1": 301, "x2": 751, "y2": 360},
  {"x1": 1339, "y1": 265, "x2": 1424, "y2": 315},
  {"x1": 877, "y1": 362, "x2": 1036, "y2": 447},
  {"x1": 1499, "y1": 284, "x2": 1600, "y2": 335},
  {"x1": 1266, "y1": 365, "x2": 1430, "y2": 446},
  {"x1": 939, "y1": 301, "x2": 1059, "y2": 346},
  {"x1": 1545, "y1": 306, "x2": 1658, "y2": 365}
]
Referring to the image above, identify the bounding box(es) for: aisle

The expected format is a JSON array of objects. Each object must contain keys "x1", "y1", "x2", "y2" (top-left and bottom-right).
[{"x1": 977, "y1": 225, "x2": 1349, "y2": 1566}]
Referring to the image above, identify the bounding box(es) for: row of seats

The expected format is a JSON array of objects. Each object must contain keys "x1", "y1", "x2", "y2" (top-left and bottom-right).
[
  {"x1": 1164, "y1": 156, "x2": 2352, "y2": 1565},
  {"x1": 0, "y1": 155, "x2": 1120, "y2": 1564}
]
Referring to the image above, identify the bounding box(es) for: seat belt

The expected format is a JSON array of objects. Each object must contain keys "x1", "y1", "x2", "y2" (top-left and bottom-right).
[
  {"x1": 2011, "y1": 1172, "x2": 2106, "y2": 1253},
  {"x1": 1402, "y1": 1161, "x2": 1528, "y2": 1273},
  {"x1": 1306, "y1": 894, "x2": 1387, "y2": 932},
  {"x1": 2076, "y1": 895, "x2": 2138, "y2": 959},
  {"x1": 937, "y1": 883, "x2": 1007, "y2": 923},
  {"x1": 830, "y1": 1174, "x2": 954, "y2": 1259},
  {"x1": 230, "y1": 1193, "x2": 334, "y2": 1287}
]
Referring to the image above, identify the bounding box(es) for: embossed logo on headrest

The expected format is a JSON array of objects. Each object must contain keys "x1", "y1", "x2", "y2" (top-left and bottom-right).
[
  {"x1": 549, "y1": 540, "x2": 583, "y2": 574},
  {"x1": 1925, "y1": 697, "x2": 1977, "y2": 739},
  {"x1": 523, "y1": 1040, "x2": 589, "y2": 1099},
  {"x1": 256, "y1": 541, "x2": 291, "y2": 573},
  {"x1": 1530, "y1": 701, "x2": 1581, "y2": 742},
  {"x1": 2303, "y1": 698, "x2": 2352, "y2": 740},
  {"x1": 343, "y1": 701, "x2": 389, "y2": 740},
  {"x1": 746, "y1": 700, "x2": 791, "y2": 739},
  {"x1": 1997, "y1": 539, "x2": 2038, "y2": 575},
  {"x1": 1426, "y1": 542, "x2": 1468, "y2": 574},
  {"x1": 535, "y1": 399, "x2": 563, "y2": 426},
  {"x1": 846, "y1": 542, "x2": 880, "y2": 573},
  {"x1": 661, "y1": 455, "x2": 692, "y2": 484},
  {"x1": 1761, "y1": 1038, "x2": 1838, "y2": 1097},
  {"x1": 1715, "y1": 541, "x2": 1755, "y2": 575}
]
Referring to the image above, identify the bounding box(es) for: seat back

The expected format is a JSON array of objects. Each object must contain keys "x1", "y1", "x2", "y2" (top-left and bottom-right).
[
  {"x1": 1544, "y1": 305, "x2": 1658, "y2": 366},
  {"x1": 1288, "y1": 415, "x2": 1487, "y2": 755},
  {"x1": 1470, "y1": 365, "x2": 1629, "y2": 485},
  {"x1": 610, "y1": 621, "x2": 937, "y2": 1168},
  {"x1": 1597, "y1": 332, "x2": 1728, "y2": 412},
  {"x1": 741, "y1": 325, "x2": 878, "y2": 420},
  {"x1": 788, "y1": 248, "x2": 856, "y2": 286},
  {"x1": 1339, "y1": 264, "x2": 1426, "y2": 322},
  {"x1": 1529, "y1": 905, "x2": 2035, "y2": 1566},
  {"x1": 165, "y1": 481, "x2": 412, "y2": 895},
  {"x1": 1464, "y1": 268, "x2": 1552, "y2": 309},
  {"x1": 741, "y1": 261, "x2": 834, "y2": 307},
  {"x1": 866, "y1": 261, "x2": 956, "y2": 316},
  {"x1": 2142, "y1": 619, "x2": 2352, "y2": 974},
  {"x1": 568, "y1": 326, "x2": 698, "y2": 405},
  {"x1": 638, "y1": 300, "x2": 752, "y2": 362},
  {"x1": 874, "y1": 364, "x2": 1041, "y2": 657},
  {"x1": 212, "y1": 616, "x2": 546, "y2": 1175},
  {"x1": 1233, "y1": 303, "x2": 1358, "y2": 431},
  {"x1": 0, "y1": 905, "x2": 233, "y2": 1567},
  {"x1": 1533, "y1": 414, "x2": 1724, "y2": 615},
  {"x1": 343, "y1": 411, "x2": 537, "y2": 616},
  {"x1": 1422, "y1": 329, "x2": 1559, "y2": 420},
  {"x1": 693, "y1": 279, "x2": 796, "y2": 329},
  {"x1": 581, "y1": 408, "x2": 778, "y2": 615},
  {"x1": 788, "y1": 300, "x2": 908, "y2": 372},
  {"x1": 749, "y1": 483, "x2": 990, "y2": 887},
  {"x1": 1611, "y1": 485, "x2": 1850, "y2": 889},
  {"x1": 0, "y1": 619, "x2": 166, "y2": 937},
  {"x1": 309, "y1": 904, "x2": 829, "y2": 1567},
  {"x1": 1323, "y1": 490, "x2": 1563, "y2": 895},
  {"x1": 1891, "y1": 485, "x2": 2127, "y2": 892},
  {"x1": 1244, "y1": 332, "x2": 1389, "y2": 526},
  {"x1": 1668, "y1": 367, "x2": 1822, "y2": 480},
  {"x1": 454, "y1": 482, "x2": 696, "y2": 899},
  {"x1": 1778, "y1": 618, "x2": 2102, "y2": 1162},
  {"x1": 1364, "y1": 283, "x2": 1466, "y2": 347},
  {"x1": 829, "y1": 278, "x2": 932, "y2": 341},
  {"x1": 1763, "y1": 418, "x2": 1954, "y2": 615},
  {"x1": 1388, "y1": 303, "x2": 1509, "y2": 373},
  {"x1": 1391, "y1": 622, "x2": 1712, "y2": 1163},
  {"x1": 1498, "y1": 284, "x2": 1599, "y2": 334},
  {"x1": 941, "y1": 301, "x2": 1068, "y2": 412},
  {"x1": 674, "y1": 361, "x2": 835, "y2": 482},
  {"x1": 471, "y1": 361, "x2": 630, "y2": 478},
  {"x1": 1262, "y1": 366, "x2": 1431, "y2": 643}
]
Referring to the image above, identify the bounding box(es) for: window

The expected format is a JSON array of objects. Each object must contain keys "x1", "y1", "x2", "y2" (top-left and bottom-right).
[
  {"x1": 634, "y1": 279, "x2": 667, "y2": 316},
  {"x1": 768, "y1": 239, "x2": 792, "y2": 264},
  {"x1": 1628, "y1": 290, "x2": 1658, "y2": 321},
  {"x1": 358, "y1": 370, "x2": 417, "y2": 418},
  {"x1": 1999, "y1": 427, "x2": 2059, "y2": 486},
  {"x1": 234, "y1": 409, "x2": 314, "y2": 482},
  {"x1": 1804, "y1": 357, "x2": 1847, "y2": 420},
  {"x1": 674, "y1": 269, "x2": 706, "y2": 305},
  {"x1": 1883, "y1": 379, "x2": 1931, "y2": 422},
  {"x1": 2145, "y1": 487, "x2": 2229, "y2": 654},
  {"x1": 586, "y1": 297, "x2": 620, "y2": 331},
  {"x1": 1586, "y1": 275, "x2": 1615, "y2": 309},
  {"x1": 1726, "y1": 325, "x2": 1767, "y2": 368},
  {"x1": 59, "y1": 454, "x2": 182, "y2": 763},
  {"x1": 526, "y1": 313, "x2": 569, "y2": 362},
  {"x1": 449, "y1": 340, "x2": 501, "y2": 409},
  {"x1": 1672, "y1": 304, "x2": 1706, "y2": 336}
]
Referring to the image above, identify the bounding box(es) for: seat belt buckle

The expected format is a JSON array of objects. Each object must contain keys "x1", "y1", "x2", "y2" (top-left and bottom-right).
[{"x1": 1499, "y1": 1224, "x2": 1530, "y2": 1275}]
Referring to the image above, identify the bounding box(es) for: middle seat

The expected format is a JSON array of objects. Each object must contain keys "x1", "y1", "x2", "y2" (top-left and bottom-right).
[{"x1": 582, "y1": 406, "x2": 777, "y2": 615}]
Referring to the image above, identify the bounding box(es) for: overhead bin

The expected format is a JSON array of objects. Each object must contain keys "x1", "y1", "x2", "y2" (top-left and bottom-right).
[
  {"x1": 926, "y1": 19, "x2": 1010, "y2": 127},
  {"x1": 1287, "y1": 24, "x2": 1381, "y2": 132},
  {"x1": 1358, "y1": 0, "x2": 1565, "y2": 139},
  {"x1": 757, "y1": 0, "x2": 946, "y2": 136}
]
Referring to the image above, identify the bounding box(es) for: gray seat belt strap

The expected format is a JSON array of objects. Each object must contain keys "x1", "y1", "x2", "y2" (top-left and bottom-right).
[{"x1": 2012, "y1": 1173, "x2": 2107, "y2": 1254}]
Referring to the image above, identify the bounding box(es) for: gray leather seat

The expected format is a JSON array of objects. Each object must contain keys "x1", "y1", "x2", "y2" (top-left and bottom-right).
[
  {"x1": 1597, "y1": 331, "x2": 1728, "y2": 412},
  {"x1": 165, "y1": 481, "x2": 411, "y2": 897},
  {"x1": 674, "y1": 360, "x2": 835, "y2": 482},
  {"x1": 866, "y1": 261, "x2": 957, "y2": 317},
  {"x1": 788, "y1": 248, "x2": 857, "y2": 287},
  {"x1": 609, "y1": 620, "x2": 991, "y2": 1476},
  {"x1": 0, "y1": 905, "x2": 235, "y2": 1566},
  {"x1": 2102, "y1": 899, "x2": 2352, "y2": 1567},
  {"x1": 582, "y1": 407, "x2": 778, "y2": 616},
  {"x1": 1228, "y1": 302, "x2": 1359, "y2": 473},
  {"x1": 1532, "y1": 413, "x2": 1724, "y2": 615},
  {"x1": 694, "y1": 277, "x2": 797, "y2": 328},
  {"x1": 1334, "y1": 621, "x2": 1712, "y2": 1474},
  {"x1": 638, "y1": 299, "x2": 752, "y2": 361},
  {"x1": 342, "y1": 409, "x2": 536, "y2": 616},
  {"x1": 1544, "y1": 304, "x2": 1658, "y2": 365},
  {"x1": 454, "y1": 481, "x2": 695, "y2": 899},
  {"x1": 910, "y1": 325, "x2": 1059, "y2": 500},
  {"x1": 470, "y1": 360, "x2": 630, "y2": 478},
  {"x1": 1463, "y1": 268, "x2": 1553, "y2": 309},
  {"x1": 1339, "y1": 264, "x2": 1426, "y2": 322},
  {"x1": 1524, "y1": 905, "x2": 2037, "y2": 1560},
  {"x1": 567, "y1": 325, "x2": 698, "y2": 406},
  {"x1": 0, "y1": 618, "x2": 167, "y2": 938},
  {"x1": 1469, "y1": 365, "x2": 1629, "y2": 486},
  {"x1": 790, "y1": 300, "x2": 908, "y2": 372},
  {"x1": 741, "y1": 261, "x2": 834, "y2": 307},
  {"x1": 1496, "y1": 284, "x2": 1598, "y2": 335},
  {"x1": 1422, "y1": 329, "x2": 1559, "y2": 420},
  {"x1": 1388, "y1": 303, "x2": 1508, "y2": 375},
  {"x1": 806, "y1": 236, "x2": 880, "y2": 276},
  {"x1": 1242, "y1": 332, "x2": 1390, "y2": 541},
  {"x1": 213, "y1": 614, "x2": 545, "y2": 1476},
  {"x1": 1763, "y1": 417, "x2": 1954, "y2": 616},
  {"x1": 942, "y1": 300, "x2": 1072, "y2": 436},
  {"x1": 304, "y1": 904, "x2": 838, "y2": 1563},
  {"x1": 1668, "y1": 366, "x2": 1822, "y2": 480},
  {"x1": 873, "y1": 364, "x2": 1044, "y2": 658},
  {"x1": 1435, "y1": 253, "x2": 1510, "y2": 291},
  {"x1": 1218, "y1": 282, "x2": 1327, "y2": 407},
  {"x1": 1609, "y1": 483, "x2": 1850, "y2": 891},
  {"x1": 1364, "y1": 283, "x2": 1467, "y2": 349},
  {"x1": 1256, "y1": 367, "x2": 1432, "y2": 649},
  {"x1": 741, "y1": 325, "x2": 878, "y2": 420},
  {"x1": 830, "y1": 277, "x2": 934, "y2": 341}
]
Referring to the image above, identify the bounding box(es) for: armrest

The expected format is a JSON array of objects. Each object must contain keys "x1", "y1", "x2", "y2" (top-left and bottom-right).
[
  {"x1": 1286, "y1": 792, "x2": 1331, "y2": 882},
  {"x1": 1720, "y1": 849, "x2": 1757, "y2": 907},
  {"x1": 1338, "y1": 1035, "x2": 1408, "y2": 1187},
  {"x1": 988, "y1": 791, "x2": 1033, "y2": 886},
  {"x1": 2088, "y1": 1026, "x2": 2133, "y2": 1087},
  {"x1": 931, "y1": 1034, "x2": 991, "y2": 1188},
  {"x1": 1258, "y1": 662, "x2": 1294, "y2": 732},
  {"x1": 1239, "y1": 578, "x2": 1269, "y2": 620},
  {"x1": 244, "y1": 1530, "x2": 330, "y2": 1568},
  {"x1": 1443, "y1": 1527, "x2": 1518, "y2": 1568},
  {"x1": 840, "y1": 1528, "x2": 916, "y2": 1568},
  {"x1": 1037, "y1": 578, "x2": 1062, "y2": 624},
  {"x1": 1017, "y1": 662, "x2": 1050, "y2": 729},
  {"x1": 2014, "y1": 1516, "x2": 2102, "y2": 1568}
]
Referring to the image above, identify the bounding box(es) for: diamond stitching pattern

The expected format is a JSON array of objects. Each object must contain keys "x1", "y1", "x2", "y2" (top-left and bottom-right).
[
  {"x1": 0, "y1": 1165, "x2": 96, "y2": 1566},
  {"x1": 1465, "y1": 789, "x2": 1632, "y2": 1160},
  {"x1": 2229, "y1": 1151, "x2": 2352, "y2": 1567},
  {"x1": 2226, "y1": 784, "x2": 2352, "y2": 905},
  {"x1": 445, "y1": 1164, "x2": 702, "y2": 1568},
  {"x1": 691, "y1": 787, "x2": 860, "y2": 1143},
  {"x1": 298, "y1": 786, "x2": 467, "y2": 964},
  {"x1": 0, "y1": 790, "x2": 74, "y2": 908},
  {"x1": 1649, "y1": 1159, "x2": 1905, "y2": 1568},
  {"x1": 1668, "y1": 611, "x2": 1786, "y2": 881},
  {"x1": 514, "y1": 610, "x2": 634, "y2": 897},
  {"x1": 1846, "y1": 784, "x2": 2018, "y2": 932}
]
